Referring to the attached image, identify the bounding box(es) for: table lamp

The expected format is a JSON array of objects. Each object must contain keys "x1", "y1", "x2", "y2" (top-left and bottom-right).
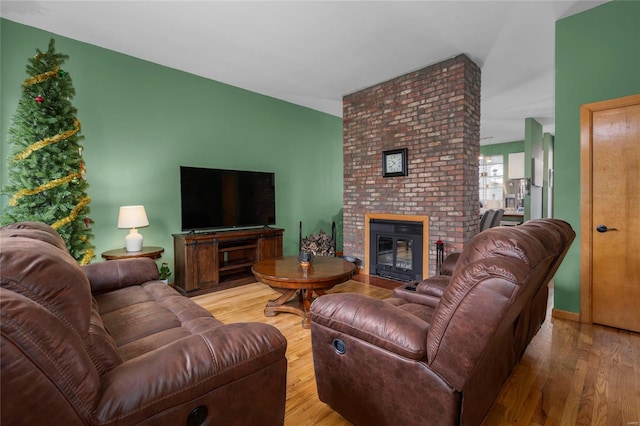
[{"x1": 117, "y1": 205, "x2": 149, "y2": 252}]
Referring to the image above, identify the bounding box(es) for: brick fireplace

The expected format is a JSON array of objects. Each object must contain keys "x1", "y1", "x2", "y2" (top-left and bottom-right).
[{"x1": 343, "y1": 54, "x2": 481, "y2": 276}]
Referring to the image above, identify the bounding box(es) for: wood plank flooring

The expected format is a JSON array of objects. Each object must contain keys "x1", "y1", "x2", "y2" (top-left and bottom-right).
[{"x1": 191, "y1": 279, "x2": 640, "y2": 425}]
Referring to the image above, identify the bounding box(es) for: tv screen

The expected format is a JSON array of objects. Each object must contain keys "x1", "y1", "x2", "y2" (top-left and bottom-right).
[{"x1": 180, "y1": 166, "x2": 276, "y2": 231}]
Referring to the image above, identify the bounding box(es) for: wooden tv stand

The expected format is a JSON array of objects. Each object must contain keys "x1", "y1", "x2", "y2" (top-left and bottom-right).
[{"x1": 173, "y1": 227, "x2": 283, "y2": 296}]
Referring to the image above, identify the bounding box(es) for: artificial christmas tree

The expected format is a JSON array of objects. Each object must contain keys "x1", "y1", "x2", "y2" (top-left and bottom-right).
[{"x1": 2, "y1": 39, "x2": 95, "y2": 265}]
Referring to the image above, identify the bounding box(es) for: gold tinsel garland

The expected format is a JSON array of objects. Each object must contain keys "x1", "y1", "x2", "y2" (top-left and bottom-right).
[
  {"x1": 15, "y1": 118, "x2": 81, "y2": 161},
  {"x1": 23, "y1": 64, "x2": 61, "y2": 86},
  {"x1": 79, "y1": 248, "x2": 94, "y2": 266},
  {"x1": 52, "y1": 195, "x2": 93, "y2": 266},
  {"x1": 79, "y1": 235, "x2": 94, "y2": 266},
  {"x1": 52, "y1": 195, "x2": 90, "y2": 229},
  {"x1": 9, "y1": 172, "x2": 82, "y2": 206}
]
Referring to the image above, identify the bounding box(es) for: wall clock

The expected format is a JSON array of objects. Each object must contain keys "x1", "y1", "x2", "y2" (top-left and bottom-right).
[{"x1": 382, "y1": 148, "x2": 408, "y2": 177}]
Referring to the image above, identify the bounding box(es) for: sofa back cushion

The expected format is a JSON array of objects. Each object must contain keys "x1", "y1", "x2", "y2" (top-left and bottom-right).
[
  {"x1": 0, "y1": 223, "x2": 123, "y2": 376},
  {"x1": 1, "y1": 221, "x2": 68, "y2": 251},
  {"x1": 0, "y1": 234, "x2": 93, "y2": 334},
  {"x1": 451, "y1": 223, "x2": 547, "y2": 277},
  {"x1": 426, "y1": 219, "x2": 574, "y2": 390},
  {"x1": 1, "y1": 288, "x2": 101, "y2": 424},
  {"x1": 450, "y1": 219, "x2": 572, "y2": 278}
]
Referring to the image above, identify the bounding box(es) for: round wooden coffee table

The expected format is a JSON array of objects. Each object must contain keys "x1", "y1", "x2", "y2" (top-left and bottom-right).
[{"x1": 252, "y1": 256, "x2": 356, "y2": 328}]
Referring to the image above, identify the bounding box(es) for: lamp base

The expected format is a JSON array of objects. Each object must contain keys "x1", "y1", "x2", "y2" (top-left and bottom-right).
[{"x1": 125, "y1": 228, "x2": 143, "y2": 252}]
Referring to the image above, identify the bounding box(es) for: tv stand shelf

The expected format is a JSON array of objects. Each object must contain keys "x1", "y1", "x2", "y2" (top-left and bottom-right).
[
  {"x1": 173, "y1": 227, "x2": 283, "y2": 296},
  {"x1": 219, "y1": 259, "x2": 254, "y2": 272}
]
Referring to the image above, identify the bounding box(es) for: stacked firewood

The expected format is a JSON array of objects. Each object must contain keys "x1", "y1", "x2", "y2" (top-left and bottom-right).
[{"x1": 300, "y1": 229, "x2": 335, "y2": 256}]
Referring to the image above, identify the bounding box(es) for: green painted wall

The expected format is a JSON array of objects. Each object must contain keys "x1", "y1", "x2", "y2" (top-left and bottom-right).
[
  {"x1": 1, "y1": 19, "x2": 344, "y2": 271},
  {"x1": 480, "y1": 140, "x2": 524, "y2": 161},
  {"x1": 554, "y1": 0, "x2": 640, "y2": 313},
  {"x1": 542, "y1": 133, "x2": 554, "y2": 218},
  {"x1": 524, "y1": 118, "x2": 543, "y2": 221}
]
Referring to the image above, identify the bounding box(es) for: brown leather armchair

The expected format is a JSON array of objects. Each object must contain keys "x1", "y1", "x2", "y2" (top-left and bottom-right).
[
  {"x1": 1, "y1": 222, "x2": 288, "y2": 425},
  {"x1": 310, "y1": 219, "x2": 575, "y2": 426}
]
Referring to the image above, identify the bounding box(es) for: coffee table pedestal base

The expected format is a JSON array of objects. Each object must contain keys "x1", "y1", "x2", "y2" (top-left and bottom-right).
[{"x1": 264, "y1": 287, "x2": 327, "y2": 328}]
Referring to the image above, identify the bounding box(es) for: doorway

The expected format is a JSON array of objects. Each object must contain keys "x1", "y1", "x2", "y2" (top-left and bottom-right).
[{"x1": 580, "y1": 94, "x2": 640, "y2": 333}]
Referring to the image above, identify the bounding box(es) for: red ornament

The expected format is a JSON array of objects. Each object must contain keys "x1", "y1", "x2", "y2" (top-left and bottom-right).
[
  {"x1": 84, "y1": 217, "x2": 90, "y2": 228},
  {"x1": 35, "y1": 95, "x2": 44, "y2": 103}
]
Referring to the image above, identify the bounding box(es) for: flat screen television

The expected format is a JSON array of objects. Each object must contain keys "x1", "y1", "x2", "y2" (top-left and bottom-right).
[{"x1": 180, "y1": 166, "x2": 276, "y2": 231}]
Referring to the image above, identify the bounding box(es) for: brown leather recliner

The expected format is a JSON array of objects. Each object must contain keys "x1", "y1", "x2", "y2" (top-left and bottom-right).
[
  {"x1": 310, "y1": 218, "x2": 575, "y2": 426},
  {"x1": 1, "y1": 222, "x2": 288, "y2": 425}
]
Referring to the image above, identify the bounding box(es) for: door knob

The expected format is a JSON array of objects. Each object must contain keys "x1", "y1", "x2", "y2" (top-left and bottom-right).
[{"x1": 596, "y1": 225, "x2": 618, "y2": 233}]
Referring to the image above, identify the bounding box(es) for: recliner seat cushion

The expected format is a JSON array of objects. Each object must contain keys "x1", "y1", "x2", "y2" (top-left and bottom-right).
[{"x1": 96, "y1": 282, "x2": 225, "y2": 360}]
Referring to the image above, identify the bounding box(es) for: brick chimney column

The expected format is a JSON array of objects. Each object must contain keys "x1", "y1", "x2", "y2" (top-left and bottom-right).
[{"x1": 343, "y1": 54, "x2": 481, "y2": 276}]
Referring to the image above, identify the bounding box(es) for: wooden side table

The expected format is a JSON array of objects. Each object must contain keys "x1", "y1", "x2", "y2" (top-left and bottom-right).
[{"x1": 101, "y1": 246, "x2": 164, "y2": 261}]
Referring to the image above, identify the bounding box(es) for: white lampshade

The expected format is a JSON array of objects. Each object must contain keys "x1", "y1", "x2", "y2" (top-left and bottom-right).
[
  {"x1": 117, "y1": 205, "x2": 149, "y2": 252},
  {"x1": 117, "y1": 205, "x2": 149, "y2": 228}
]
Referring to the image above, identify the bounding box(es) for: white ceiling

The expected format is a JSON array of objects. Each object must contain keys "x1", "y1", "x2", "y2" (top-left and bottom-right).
[{"x1": 1, "y1": 1, "x2": 608, "y2": 145}]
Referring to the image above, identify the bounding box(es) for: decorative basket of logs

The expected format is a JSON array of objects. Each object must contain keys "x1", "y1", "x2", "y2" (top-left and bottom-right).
[{"x1": 299, "y1": 221, "x2": 336, "y2": 257}]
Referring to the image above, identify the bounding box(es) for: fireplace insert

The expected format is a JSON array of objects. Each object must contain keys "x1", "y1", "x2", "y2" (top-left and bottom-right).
[{"x1": 369, "y1": 219, "x2": 423, "y2": 282}]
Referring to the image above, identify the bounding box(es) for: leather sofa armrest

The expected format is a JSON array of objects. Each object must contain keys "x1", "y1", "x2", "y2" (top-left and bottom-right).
[
  {"x1": 416, "y1": 275, "x2": 450, "y2": 297},
  {"x1": 440, "y1": 252, "x2": 460, "y2": 275},
  {"x1": 391, "y1": 274, "x2": 451, "y2": 308},
  {"x1": 391, "y1": 286, "x2": 441, "y2": 307},
  {"x1": 311, "y1": 293, "x2": 429, "y2": 360},
  {"x1": 95, "y1": 322, "x2": 287, "y2": 424},
  {"x1": 83, "y1": 258, "x2": 159, "y2": 295}
]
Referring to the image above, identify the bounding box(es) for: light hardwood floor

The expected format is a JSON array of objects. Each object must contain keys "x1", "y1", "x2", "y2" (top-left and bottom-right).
[{"x1": 191, "y1": 280, "x2": 640, "y2": 425}]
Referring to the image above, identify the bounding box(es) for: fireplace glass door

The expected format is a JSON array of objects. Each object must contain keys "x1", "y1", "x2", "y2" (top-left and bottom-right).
[
  {"x1": 370, "y1": 219, "x2": 423, "y2": 281},
  {"x1": 396, "y1": 238, "x2": 413, "y2": 270},
  {"x1": 377, "y1": 236, "x2": 414, "y2": 271},
  {"x1": 377, "y1": 236, "x2": 394, "y2": 267}
]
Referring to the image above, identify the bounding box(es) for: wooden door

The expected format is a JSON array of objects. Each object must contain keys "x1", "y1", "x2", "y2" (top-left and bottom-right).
[{"x1": 580, "y1": 94, "x2": 640, "y2": 332}]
